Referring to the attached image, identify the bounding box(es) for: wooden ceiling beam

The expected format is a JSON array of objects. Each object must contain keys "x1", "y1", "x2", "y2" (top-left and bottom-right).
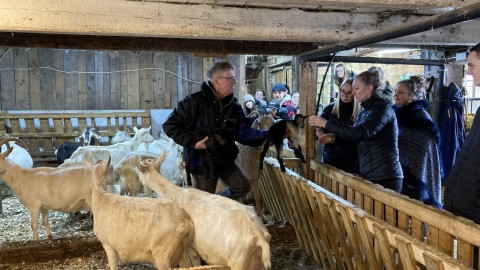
[
  {"x1": 0, "y1": 0, "x2": 478, "y2": 53},
  {"x1": 151, "y1": 0, "x2": 477, "y2": 11},
  {"x1": 0, "y1": 32, "x2": 317, "y2": 55}
]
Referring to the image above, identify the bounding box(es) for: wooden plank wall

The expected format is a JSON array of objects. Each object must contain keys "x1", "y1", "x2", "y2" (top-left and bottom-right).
[{"x1": 0, "y1": 47, "x2": 229, "y2": 111}]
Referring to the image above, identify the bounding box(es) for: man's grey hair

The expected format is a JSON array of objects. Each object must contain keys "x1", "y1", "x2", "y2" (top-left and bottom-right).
[{"x1": 208, "y1": 62, "x2": 235, "y2": 79}]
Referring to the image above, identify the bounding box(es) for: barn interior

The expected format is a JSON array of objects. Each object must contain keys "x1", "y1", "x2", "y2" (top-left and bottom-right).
[{"x1": 1, "y1": 1, "x2": 480, "y2": 269}]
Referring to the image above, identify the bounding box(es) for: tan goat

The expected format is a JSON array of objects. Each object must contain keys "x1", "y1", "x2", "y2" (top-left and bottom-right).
[
  {"x1": 134, "y1": 151, "x2": 272, "y2": 270},
  {"x1": 91, "y1": 157, "x2": 195, "y2": 270},
  {"x1": 235, "y1": 115, "x2": 275, "y2": 221},
  {"x1": 0, "y1": 140, "x2": 114, "y2": 240}
]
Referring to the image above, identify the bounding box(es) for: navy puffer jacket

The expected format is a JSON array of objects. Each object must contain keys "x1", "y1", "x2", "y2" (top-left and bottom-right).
[
  {"x1": 325, "y1": 94, "x2": 403, "y2": 181},
  {"x1": 163, "y1": 81, "x2": 267, "y2": 175},
  {"x1": 320, "y1": 101, "x2": 358, "y2": 174}
]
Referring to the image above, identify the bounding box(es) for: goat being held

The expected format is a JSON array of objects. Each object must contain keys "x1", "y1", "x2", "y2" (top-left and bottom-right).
[
  {"x1": 185, "y1": 129, "x2": 227, "y2": 186},
  {"x1": 259, "y1": 114, "x2": 307, "y2": 172}
]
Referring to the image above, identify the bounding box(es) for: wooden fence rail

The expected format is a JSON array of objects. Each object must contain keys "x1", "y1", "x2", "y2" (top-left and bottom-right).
[
  {"x1": 308, "y1": 160, "x2": 480, "y2": 269},
  {"x1": 0, "y1": 110, "x2": 151, "y2": 163},
  {"x1": 260, "y1": 158, "x2": 473, "y2": 270}
]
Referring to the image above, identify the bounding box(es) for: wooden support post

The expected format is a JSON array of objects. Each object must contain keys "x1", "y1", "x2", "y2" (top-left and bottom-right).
[{"x1": 300, "y1": 61, "x2": 318, "y2": 180}]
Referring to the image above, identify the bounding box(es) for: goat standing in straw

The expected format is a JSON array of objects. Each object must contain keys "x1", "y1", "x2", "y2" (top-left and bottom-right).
[
  {"x1": 91, "y1": 157, "x2": 195, "y2": 270},
  {"x1": 236, "y1": 115, "x2": 275, "y2": 221},
  {"x1": 134, "y1": 151, "x2": 271, "y2": 270},
  {"x1": 0, "y1": 138, "x2": 112, "y2": 240}
]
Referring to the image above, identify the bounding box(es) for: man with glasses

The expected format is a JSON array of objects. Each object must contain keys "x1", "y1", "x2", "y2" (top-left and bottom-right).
[{"x1": 163, "y1": 61, "x2": 268, "y2": 199}]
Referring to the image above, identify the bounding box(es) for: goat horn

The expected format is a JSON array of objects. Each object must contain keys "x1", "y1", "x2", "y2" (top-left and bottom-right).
[
  {"x1": 0, "y1": 138, "x2": 12, "y2": 152},
  {"x1": 0, "y1": 138, "x2": 29, "y2": 151}
]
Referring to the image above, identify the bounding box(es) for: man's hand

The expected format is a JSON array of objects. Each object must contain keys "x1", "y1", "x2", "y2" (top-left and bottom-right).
[
  {"x1": 194, "y1": 136, "x2": 208, "y2": 150},
  {"x1": 318, "y1": 133, "x2": 336, "y2": 144}
]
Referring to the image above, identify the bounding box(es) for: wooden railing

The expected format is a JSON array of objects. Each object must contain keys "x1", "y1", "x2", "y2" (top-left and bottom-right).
[
  {"x1": 309, "y1": 160, "x2": 480, "y2": 269},
  {"x1": 260, "y1": 158, "x2": 474, "y2": 270},
  {"x1": 265, "y1": 146, "x2": 306, "y2": 176},
  {"x1": 0, "y1": 110, "x2": 151, "y2": 162}
]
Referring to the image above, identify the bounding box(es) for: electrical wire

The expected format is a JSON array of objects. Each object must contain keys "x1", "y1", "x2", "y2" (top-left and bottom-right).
[{"x1": 0, "y1": 66, "x2": 202, "y2": 84}]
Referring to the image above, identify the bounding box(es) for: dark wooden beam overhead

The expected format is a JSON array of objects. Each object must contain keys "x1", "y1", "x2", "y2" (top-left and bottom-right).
[{"x1": 0, "y1": 32, "x2": 317, "y2": 55}]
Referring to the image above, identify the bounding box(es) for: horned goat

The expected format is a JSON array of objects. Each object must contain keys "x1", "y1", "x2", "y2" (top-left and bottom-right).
[
  {"x1": 91, "y1": 157, "x2": 196, "y2": 270},
  {"x1": 79, "y1": 128, "x2": 102, "y2": 146},
  {"x1": 0, "y1": 137, "x2": 32, "y2": 169},
  {"x1": 259, "y1": 114, "x2": 307, "y2": 172},
  {"x1": 134, "y1": 152, "x2": 271, "y2": 270},
  {"x1": 0, "y1": 137, "x2": 32, "y2": 216},
  {"x1": 56, "y1": 128, "x2": 102, "y2": 164},
  {"x1": 235, "y1": 115, "x2": 275, "y2": 221},
  {"x1": 0, "y1": 140, "x2": 114, "y2": 240}
]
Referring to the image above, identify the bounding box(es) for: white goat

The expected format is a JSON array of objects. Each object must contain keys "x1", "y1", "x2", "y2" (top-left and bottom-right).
[
  {"x1": 235, "y1": 115, "x2": 275, "y2": 221},
  {"x1": 134, "y1": 152, "x2": 271, "y2": 270},
  {"x1": 111, "y1": 128, "x2": 132, "y2": 144},
  {"x1": 136, "y1": 133, "x2": 185, "y2": 186},
  {"x1": 0, "y1": 141, "x2": 114, "y2": 240},
  {"x1": 0, "y1": 137, "x2": 33, "y2": 216},
  {"x1": 114, "y1": 151, "x2": 159, "y2": 197},
  {"x1": 62, "y1": 126, "x2": 154, "y2": 167},
  {"x1": 91, "y1": 158, "x2": 195, "y2": 270}
]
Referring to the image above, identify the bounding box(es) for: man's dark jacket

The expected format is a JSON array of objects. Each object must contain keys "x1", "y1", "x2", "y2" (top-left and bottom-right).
[
  {"x1": 325, "y1": 94, "x2": 403, "y2": 181},
  {"x1": 163, "y1": 81, "x2": 267, "y2": 175},
  {"x1": 444, "y1": 106, "x2": 480, "y2": 224}
]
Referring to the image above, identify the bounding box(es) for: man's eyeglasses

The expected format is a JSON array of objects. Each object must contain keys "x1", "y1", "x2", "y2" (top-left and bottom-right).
[
  {"x1": 340, "y1": 91, "x2": 352, "y2": 96},
  {"x1": 218, "y1": 76, "x2": 237, "y2": 81}
]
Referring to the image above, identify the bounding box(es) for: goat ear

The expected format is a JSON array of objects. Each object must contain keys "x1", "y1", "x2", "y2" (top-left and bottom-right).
[
  {"x1": 106, "y1": 156, "x2": 111, "y2": 168},
  {"x1": 154, "y1": 150, "x2": 167, "y2": 170},
  {"x1": 133, "y1": 126, "x2": 139, "y2": 133},
  {"x1": 132, "y1": 157, "x2": 144, "y2": 173}
]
